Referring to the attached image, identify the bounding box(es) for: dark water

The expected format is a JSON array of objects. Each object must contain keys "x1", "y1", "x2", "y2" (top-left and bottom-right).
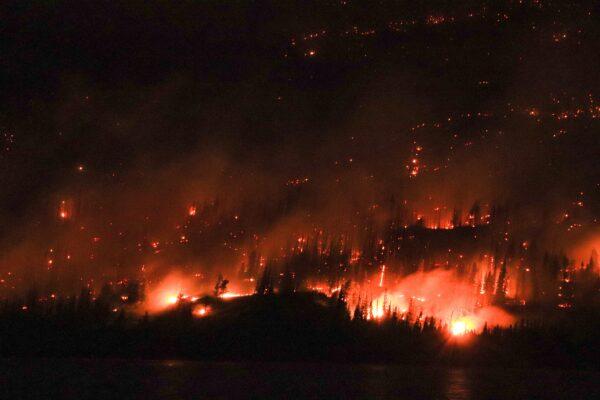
[{"x1": 0, "y1": 358, "x2": 598, "y2": 399}]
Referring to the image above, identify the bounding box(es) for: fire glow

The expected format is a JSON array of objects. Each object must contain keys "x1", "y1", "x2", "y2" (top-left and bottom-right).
[
  {"x1": 141, "y1": 266, "x2": 517, "y2": 334},
  {"x1": 451, "y1": 317, "x2": 476, "y2": 336}
]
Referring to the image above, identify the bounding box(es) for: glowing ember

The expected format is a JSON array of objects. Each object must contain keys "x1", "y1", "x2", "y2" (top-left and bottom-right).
[
  {"x1": 193, "y1": 305, "x2": 209, "y2": 317},
  {"x1": 220, "y1": 292, "x2": 251, "y2": 299},
  {"x1": 378, "y1": 264, "x2": 386, "y2": 288},
  {"x1": 58, "y1": 200, "x2": 71, "y2": 219}
]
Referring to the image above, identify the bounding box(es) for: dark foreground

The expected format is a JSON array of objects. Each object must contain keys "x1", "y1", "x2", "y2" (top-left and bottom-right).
[
  {"x1": 0, "y1": 358, "x2": 598, "y2": 400},
  {"x1": 2, "y1": 292, "x2": 600, "y2": 369}
]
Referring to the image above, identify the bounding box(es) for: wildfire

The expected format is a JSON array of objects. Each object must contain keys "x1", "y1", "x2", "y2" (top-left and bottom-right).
[
  {"x1": 193, "y1": 305, "x2": 210, "y2": 317},
  {"x1": 166, "y1": 295, "x2": 179, "y2": 305},
  {"x1": 141, "y1": 272, "x2": 204, "y2": 312},
  {"x1": 450, "y1": 317, "x2": 475, "y2": 336},
  {"x1": 371, "y1": 306, "x2": 385, "y2": 319},
  {"x1": 451, "y1": 320, "x2": 467, "y2": 336}
]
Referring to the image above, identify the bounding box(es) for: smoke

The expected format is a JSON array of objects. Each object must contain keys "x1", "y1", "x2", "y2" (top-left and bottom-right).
[
  {"x1": 0, "y1": 70, "x2": 597, "y2": 296},
  {"x1": 0, "y1": 2, "x2": 598, "y2": 309}
]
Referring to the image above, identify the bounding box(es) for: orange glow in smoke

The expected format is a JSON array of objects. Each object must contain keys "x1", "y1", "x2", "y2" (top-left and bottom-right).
[{"x1": 143, "y1": 272, "x2": 206, "y2": 313}]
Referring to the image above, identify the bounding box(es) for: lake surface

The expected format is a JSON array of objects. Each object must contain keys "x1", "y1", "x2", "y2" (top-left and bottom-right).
[{"x1": 0, "y1": 358, "x2": 598, "y2": 399}]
